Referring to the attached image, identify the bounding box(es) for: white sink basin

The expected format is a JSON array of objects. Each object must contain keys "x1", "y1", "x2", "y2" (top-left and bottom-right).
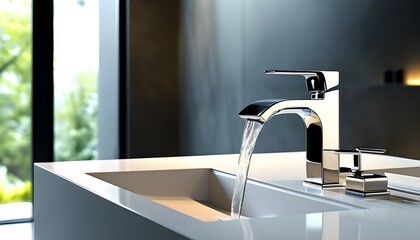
[{"x1": 88, "y1": 169, "x2": 362, "y2": 222}]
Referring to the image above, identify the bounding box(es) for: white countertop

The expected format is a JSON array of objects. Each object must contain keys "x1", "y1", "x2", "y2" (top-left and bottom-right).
[{"x1": 35, "y1": 152, "x2": 420, "y2": 239}]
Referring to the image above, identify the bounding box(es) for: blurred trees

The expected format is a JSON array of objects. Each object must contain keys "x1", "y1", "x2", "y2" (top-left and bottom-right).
[
  {"x1": 0, "y1": 1, "x2": 32, "y2": 183},
  {"x1": 0, "y1": 0, "x2": 98, "y2": 203},
  {"x1": 54, "y1": 70, "x2": 98, "y2": 161}
]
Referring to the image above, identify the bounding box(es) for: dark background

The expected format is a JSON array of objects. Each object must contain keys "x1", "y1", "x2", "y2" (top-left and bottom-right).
[{"x1": 127, "y1": 0, "x2": 420, "y2": 160}]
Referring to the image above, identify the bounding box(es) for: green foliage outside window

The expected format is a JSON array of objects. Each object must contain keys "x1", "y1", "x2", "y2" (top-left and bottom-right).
[
  {"x1": 54, "y1": 70, "x2": 98, "y2": 161},
  {"x1": 0, "y1": 0, "x2": 98, "y2": 204},
  {"x1": 0, "y1": 1, "x2": 32, "y2": 203}
]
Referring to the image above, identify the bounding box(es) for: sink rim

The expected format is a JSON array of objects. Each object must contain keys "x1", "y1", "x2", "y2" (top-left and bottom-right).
[{"x1": 87, "y1": 168, "x2": 365, "y2": 221}]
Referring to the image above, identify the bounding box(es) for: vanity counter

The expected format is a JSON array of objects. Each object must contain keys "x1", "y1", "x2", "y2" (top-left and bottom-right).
[{"x1": 34, "y1": 152, "x2": 420, "y2": 239}]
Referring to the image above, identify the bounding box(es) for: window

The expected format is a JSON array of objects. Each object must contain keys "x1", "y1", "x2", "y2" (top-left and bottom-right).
[
  {"x1": 0, "y1": 0, "x2": 122, "y2": 224},
  {"x1": 0, "y1": 0, "x2": 32, "y2": 223},
  {"x1": 53, "y1": 0, "x2": 99, "y2": 161}
]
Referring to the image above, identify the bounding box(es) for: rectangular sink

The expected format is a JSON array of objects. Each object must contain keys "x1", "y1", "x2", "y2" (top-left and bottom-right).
[{"x1": 88, "y1": 169, "x2": 362, "y2": 222}]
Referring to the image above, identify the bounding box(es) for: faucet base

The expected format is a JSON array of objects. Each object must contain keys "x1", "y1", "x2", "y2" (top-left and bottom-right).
[
  {"x1": 306, "y1": 158, "x2": 345, "y2": 188},
  {"x1": 303, "y1": 180, "x2": 345, "y2": 189},
  {"x1": 345, "y1": 189, "x2": 390, "y2": 198},
  {"x1": 345, "y1": 173, "x2": 390, "y2": 198}
]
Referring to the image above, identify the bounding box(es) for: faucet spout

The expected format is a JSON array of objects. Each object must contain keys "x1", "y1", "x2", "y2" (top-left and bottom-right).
[
  {"x1": 238, "y1": 70, "x2": 340, "y2": 187},
  {"x1": 239, "y1": 100, "x2": 324, "y2": 163}
]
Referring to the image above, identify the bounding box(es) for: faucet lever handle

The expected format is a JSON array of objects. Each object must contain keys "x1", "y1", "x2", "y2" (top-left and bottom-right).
[
  {"x1": 264, "y1": 70, "x2": 339, "y2": 99},
  {"x1": 354, "y1": 147, "x2": 386, "y2": 172},
  {"x1": 355, "y1": 147, "x2": 386, "y2": 154},
  {"x1": 333, "y1": 147, "x2": 386, "y2": 173}
]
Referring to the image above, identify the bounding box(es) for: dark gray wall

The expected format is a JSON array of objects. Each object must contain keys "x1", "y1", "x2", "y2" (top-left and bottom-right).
[
  {"x1": 179, "y1": 0, "x2": 244, "y2": 155},
  {"x1": 129, "y1": 0, "x2": 181, "y2": 157},
  {"x1": 130, "y1": 0, "x2": 420, "y2": 159},
  {"x1": 242, "y1": 0, "x2": 420, "y2": 157}
]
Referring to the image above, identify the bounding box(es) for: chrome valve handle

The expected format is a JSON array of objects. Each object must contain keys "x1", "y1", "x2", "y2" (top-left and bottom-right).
[{"x1": 264, "y1": 70, "x2": 339, "y2": 99}]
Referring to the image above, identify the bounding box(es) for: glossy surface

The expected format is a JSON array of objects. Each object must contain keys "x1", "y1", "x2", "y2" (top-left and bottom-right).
[
  {"x1": 35, "y1": 152, "x2": 420, "y2": 239},
  {"x1": 89, "y1": 169, "x2": 361, "y2": 222},
  {"x1": 0, "y1": 222, "x2": 33, "y2": 240},
  {"x1": 239, "y1": 70, "x2": 340, "y2": 187}
]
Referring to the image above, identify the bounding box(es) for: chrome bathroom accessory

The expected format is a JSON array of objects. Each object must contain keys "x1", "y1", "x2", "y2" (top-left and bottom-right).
[
  {"x1": 239, "y1": 70, "x2": 340, "y2": 187},
  {"x1": 334, "y1": 147, "x2": 390, "y2": 197}
]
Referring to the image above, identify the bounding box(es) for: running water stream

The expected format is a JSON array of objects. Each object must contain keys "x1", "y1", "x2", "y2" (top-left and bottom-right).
[{"x1": 230, "y1": 120, "x2": 264, "y2": 219}]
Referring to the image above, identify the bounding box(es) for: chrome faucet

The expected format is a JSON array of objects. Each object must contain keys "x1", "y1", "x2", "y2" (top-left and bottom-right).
[{"x1": 238, "y1": 70, "x2": 341, "y2": 187}]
